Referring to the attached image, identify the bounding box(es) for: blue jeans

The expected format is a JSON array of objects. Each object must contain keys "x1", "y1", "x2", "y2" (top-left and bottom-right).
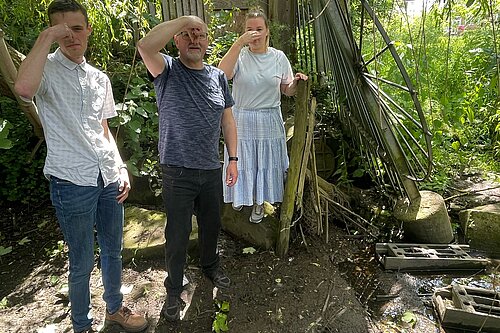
[
  {"x1": 50, "y1": 174, "x2": 123, "y2": 332},
  {"x1": 162, "y1": 166, "x2": 222, "y2": 297}
]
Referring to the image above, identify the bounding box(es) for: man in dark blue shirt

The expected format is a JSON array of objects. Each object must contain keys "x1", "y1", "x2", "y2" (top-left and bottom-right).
[{"x1": 137, "y1": 15, "x2": 238, "y2": 322}]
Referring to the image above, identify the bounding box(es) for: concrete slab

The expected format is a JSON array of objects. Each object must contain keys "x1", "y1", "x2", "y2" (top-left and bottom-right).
[
  {"x1": 122, "y1": 203, "x2": 279, "y2": 264},
  {"x1": 375, "y1": 243, "x2": 488, "y2": 272},
  {"x1": 221, "y1": 203, "x2": 278, "y2": 250},
  {"x1": 122, "y1": 206, "x2": 199, "y2": 263},
  {"x1": 459, "y1": 203, "x2": 500, "y2": 258}
]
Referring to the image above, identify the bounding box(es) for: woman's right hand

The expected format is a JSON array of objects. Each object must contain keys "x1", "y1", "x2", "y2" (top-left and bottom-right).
[{"x1": 236, "y1": 30, "x2": 260, "y2": 47}]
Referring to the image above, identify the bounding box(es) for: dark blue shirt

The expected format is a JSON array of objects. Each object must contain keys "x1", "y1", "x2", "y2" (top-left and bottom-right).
[{"x1": 152, "y1": 54, "x2": 234, "y2": 169}]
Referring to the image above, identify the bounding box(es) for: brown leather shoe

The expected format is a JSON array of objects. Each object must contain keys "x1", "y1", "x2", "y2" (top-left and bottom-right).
[{"x1": 105, "y1": 306, "x2": 148, "y2": 332}]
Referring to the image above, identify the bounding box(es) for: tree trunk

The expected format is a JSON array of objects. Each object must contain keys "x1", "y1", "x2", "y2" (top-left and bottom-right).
[{"x1": 0, "y1": 29, "x2": 44, "y2": 139}]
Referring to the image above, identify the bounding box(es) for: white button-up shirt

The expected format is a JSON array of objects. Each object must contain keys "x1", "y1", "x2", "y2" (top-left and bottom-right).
[{"x1": 35, "y1": 48, "x2": 120, "y2": 187}]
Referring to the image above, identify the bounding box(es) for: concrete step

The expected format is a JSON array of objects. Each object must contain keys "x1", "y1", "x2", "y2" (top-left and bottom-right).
[{"x1": 459, "y1": 203, "x2": 500, "y2": 258}]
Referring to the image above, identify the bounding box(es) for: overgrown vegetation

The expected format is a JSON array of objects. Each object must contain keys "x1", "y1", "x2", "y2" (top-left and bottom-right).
[
  {"x1": 0, "y1": 0, "x2": 498, "y2": 208},
  {"x1": 360, "y1": 0, "x2": 500, "y2": 192}
]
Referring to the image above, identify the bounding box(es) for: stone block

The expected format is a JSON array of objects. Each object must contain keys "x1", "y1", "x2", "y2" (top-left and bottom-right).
[
  {"x1": 122, "y1": 206, "x2": 198, "y2": 263},
  {"x1": 459, "y1": 203, "x2": 500, "y2": 258},
  {"x1": 221, "y1": 203, "x2": 278, "y2": 250}
]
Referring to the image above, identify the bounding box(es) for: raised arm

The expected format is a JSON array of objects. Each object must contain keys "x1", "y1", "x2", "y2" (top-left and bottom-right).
[
  {"x1": 218, "y1": 31, "x2": 258, "y2": 80},
  {"x1": 137, "y1": 15, "x2": 206, "y2": 78},
  {"x1": 15, "y1": 24, "x2": 74, "y2": 100}
]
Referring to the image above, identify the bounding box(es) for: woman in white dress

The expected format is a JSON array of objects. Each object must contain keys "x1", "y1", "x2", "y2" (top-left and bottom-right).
[{"x1": 219, "y1": 8, "x2": 308, "y2": 223}]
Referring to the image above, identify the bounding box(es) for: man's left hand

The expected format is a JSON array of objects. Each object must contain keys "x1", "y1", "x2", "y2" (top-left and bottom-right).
[
  {"x1": 117, "y1": 168, "x2": 131, "y2": 203},
  {"x1": 225, "y1": 163, "x2": 238, "y2": 187}
]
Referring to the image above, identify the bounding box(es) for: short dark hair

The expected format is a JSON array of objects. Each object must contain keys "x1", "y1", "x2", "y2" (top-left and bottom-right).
[{"x1": 47, "y1": 0, "x2": 88, "y2": 25}]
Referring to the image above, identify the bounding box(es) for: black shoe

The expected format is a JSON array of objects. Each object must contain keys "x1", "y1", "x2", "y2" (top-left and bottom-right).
[
  {"x1": 206, "y1": 270, "x2": 231, "y2": 289},
  {"x1": 164, "y1": 295, "x2": 184, "y2": 322}
]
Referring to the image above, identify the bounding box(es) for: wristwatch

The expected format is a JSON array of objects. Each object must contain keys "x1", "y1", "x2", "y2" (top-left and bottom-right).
[{"x1": 228, "y1": 156, "x2": 238, "y2": 162}]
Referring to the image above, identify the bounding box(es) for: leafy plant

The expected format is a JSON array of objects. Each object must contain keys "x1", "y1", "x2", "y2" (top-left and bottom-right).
[
  {"x1": 212, "y1": 299, "x2": 230, "y2": 333},
  {"x1": 0, "y1": 119, "x2": 13, "y2": 149},
  {"x1": 45, "y1": 240, "x2": 65, "y2": 258},
  {"x1": 17, "y1": 237, "x2": 31, "y2": 246},
  {"x1": 0, "y1": 297, "x2": 9, "y2": 309},
  {"x1": 49, "y1": 275, "x2": 59, "y2": 286},
  {"x1": 108, "y1": 63, "x2": 161, "y2": 188},
  {"x1": 401, "y1": 311, "x2": 418, "y2": 328},
  {"x1": 0, "y1": 246, "x2": 13, "y2": 257},
  {"x1": 206, "y1": 9, "x2": 239, "y2": 65}
]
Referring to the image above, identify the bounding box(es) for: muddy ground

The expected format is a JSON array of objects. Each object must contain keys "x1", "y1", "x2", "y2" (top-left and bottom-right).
[{"x1": 1, "y1": 175, "x2": 499, "y2": 333}]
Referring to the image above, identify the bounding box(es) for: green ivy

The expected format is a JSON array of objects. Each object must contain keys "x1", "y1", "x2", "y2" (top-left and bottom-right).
[
  {"x1": 0, "y1": 118, "x2": 13, "y2": 149},
  {"x1": 0, "y1": 97, "x2": 49, "y2": 204},
  {"x1": 107, "y1": 63, "x2": 161, "y2": 189}
]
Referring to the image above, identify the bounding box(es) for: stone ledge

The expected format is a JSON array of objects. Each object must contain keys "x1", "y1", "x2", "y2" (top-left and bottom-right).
[
  {"x1": 221, "y1": 203, "x2": 278, "y2": 250},
  {"x1": 122, "y1": 206, "x2": 199, "y2": 263},
  {"x1": 122, "y1": 203, "x2": 279, "y2": 263},
  {"x1": 459, "y1": 203, "x2": 500, "y2": 258}
]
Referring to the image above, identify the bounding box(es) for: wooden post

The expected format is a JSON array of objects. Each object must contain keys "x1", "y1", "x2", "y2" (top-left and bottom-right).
[
  {"x1": 161, "y1": 0, "x2": 205, "y2": 21},
  {"x1": 308, "y1": 99, "x2": 323, "y2": 234},
  {"x1": 296, "y1": 99, "x2": 315, "y2": 209},
  {"x1": 268, "y1": 0, "x2": 296, "y2": 62},
  {"x1": 277, "y1": 80, "x2": 310, "y2": 257}
]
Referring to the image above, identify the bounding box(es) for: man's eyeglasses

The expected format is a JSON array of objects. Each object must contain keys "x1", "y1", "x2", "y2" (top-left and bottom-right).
[{"x1": 176, "y1": 31, "x2": 208, "y2": 41}]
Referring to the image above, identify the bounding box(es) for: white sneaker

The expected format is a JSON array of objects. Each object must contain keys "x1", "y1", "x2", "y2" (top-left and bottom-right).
[
  {"x1": 232, "y1": 203, "x2": 243, "y2": 211},
  {"x1": 249, "y1": 204, "x2": 264, "y2": 223}
]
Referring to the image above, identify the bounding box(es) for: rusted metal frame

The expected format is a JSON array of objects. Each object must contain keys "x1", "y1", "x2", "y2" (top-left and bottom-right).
[
  {"x1": 335, "y1": 45, "x2": 404, "y2": 194},
  {"x1": 312, "y1": 0, "x2": 408, "y2": 198},
  {"x1": 363, "y1": 72, "x2": 412, "y2": 93},
  {"x1": 322, "y1": 17, "x2": 384, "y2": 155},
  {"x1": 364, "y1": 80, "x2": 430, "y2": 176},
  {"x1": 365, "y1": 83, "x2": 428, "y2": 175},
  {"x1": 361, "y1": 41, "x2": 393, "y2": 69},
  {"x1": 328, "y1": 33, "x2": 391, "y2": 168},
  {"x1": 360, "y1": 0, "x2": 432, "y2": 181},
  {"x1": 325, "y1": 0, "x2": 420, "y2": 201},
  {"x1": 364, "y1": 75, "x2": 422, "y2": 127}
]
